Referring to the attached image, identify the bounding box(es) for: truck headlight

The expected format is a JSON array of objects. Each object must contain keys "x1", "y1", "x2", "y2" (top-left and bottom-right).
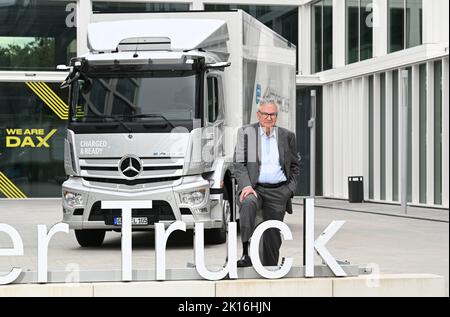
[
  {"x1": 180, "y1": 189, "x2": 206, "y2": 206},
  {"x1": 63, "y1": 191, "x2": 84, "y2": 208}
]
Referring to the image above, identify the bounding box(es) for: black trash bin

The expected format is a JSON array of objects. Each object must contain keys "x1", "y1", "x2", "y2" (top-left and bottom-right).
[{"x1": 348, "y1": 176, "x2": 364, "y2": 203}]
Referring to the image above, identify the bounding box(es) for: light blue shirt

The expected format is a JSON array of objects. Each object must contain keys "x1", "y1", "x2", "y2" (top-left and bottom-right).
[{"x1": 258, "y1": 126, "x2": 287, "y2": 184}]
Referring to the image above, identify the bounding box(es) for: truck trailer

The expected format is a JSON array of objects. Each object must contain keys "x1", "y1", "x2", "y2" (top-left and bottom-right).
[{"x1": 61, "y1": 10, "x2": 296, "y2": 247}]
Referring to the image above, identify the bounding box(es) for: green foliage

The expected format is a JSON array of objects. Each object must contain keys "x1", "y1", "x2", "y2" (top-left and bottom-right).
[{"x1": 0, "y1": 37, "x2": 55, "y2": 70}]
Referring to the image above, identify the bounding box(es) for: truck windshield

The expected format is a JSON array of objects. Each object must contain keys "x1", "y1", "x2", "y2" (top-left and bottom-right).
[{"x1": 70, "y1": 70, "x2": 199, "y2": 126}]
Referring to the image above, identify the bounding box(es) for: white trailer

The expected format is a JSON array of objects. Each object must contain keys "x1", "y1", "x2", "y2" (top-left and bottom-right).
[{"x1": 61, "y1": 10, "x2": 296, "y2": 247}]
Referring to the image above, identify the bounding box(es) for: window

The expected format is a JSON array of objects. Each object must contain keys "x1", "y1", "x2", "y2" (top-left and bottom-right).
[
  {"x1": 346, "y1": 0, "x2": 373, "y2": 64},
  {"x1": 204, "y1": 4, "x2": 298, "y2": 71},
  {"x1": 207, "y1": 77, "x2": 220, "y2": 123},
  {"x1": 0, "y1": 82, "x2": 68, "y2": 198},
  {"x1": 92, "y1": 2, "x2": 189, "y2": 13},
  {"x1": 311, "y1": 0, "x2": 333, "y2": 73},
  {"x1": 0, "y1": 0, "x2": 76, "y2": 71},
  {"x1": 388, "y1": 0, "x2": 422, "y2": 53}
]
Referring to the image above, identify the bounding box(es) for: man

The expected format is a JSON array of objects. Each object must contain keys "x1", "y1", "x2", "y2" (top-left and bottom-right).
[{"x1": 233, "y1": 99, "x2": 300, "y2": 267}]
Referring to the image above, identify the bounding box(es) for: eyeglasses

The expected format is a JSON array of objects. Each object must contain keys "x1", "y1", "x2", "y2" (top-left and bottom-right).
[{"x1": 258, "y1": 111, "x2": 278, "y2": 119}]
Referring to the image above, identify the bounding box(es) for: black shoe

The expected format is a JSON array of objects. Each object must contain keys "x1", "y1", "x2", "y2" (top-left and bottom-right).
[{"x1": 237, "y1": 255, "x2": 252, "y2": 267}]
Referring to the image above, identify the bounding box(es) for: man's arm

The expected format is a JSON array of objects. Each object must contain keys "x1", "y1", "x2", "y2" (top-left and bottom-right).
[
  {"x1": 287, "y1": 131, "x2": 300, "y2": 196},
  {"x1": 233, "y1": 127, "x2": 252, "y2": 192}
]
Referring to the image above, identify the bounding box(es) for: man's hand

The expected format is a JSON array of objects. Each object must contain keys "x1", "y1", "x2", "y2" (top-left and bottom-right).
[{"x1": 240, "y1": 186, "x2": 257, "y2": 202}]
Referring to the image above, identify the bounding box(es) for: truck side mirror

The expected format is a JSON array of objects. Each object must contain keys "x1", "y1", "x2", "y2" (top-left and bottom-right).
[{"x1": 60, "y1": 72, "x2": 80, "y2": 89}]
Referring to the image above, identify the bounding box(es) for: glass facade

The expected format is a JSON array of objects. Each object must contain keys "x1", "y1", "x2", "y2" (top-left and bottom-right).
[
  {"x1": 311, "y1": 0, "x2": 333, "y2": 73},
  {"x1": 406, "y1": 0, "x2": 422, "y2": 48},
  {"x1": 346, "y1": 0, "x2": 373, "y2": 64},
  {"x1": 0, "y1": 82, "x2": 68, "y2": 198},
  {"x1": 388, "y1": 0, "x2": 422, "y2": 53},
  {"x1": 346, "y1": 0, "x2": 359, "y2": 64},
  {"x1": 92, "y1": 1, "x2": 190, "y2": 13},
  {"x1": 0, "y1": 0, "x2": 76, "y2": 71},
  {"x1": 204, "y1": 4, "x2": 298, "y2": 71},
  {"x1": 296, "y1": 87, "x2": 323, "y2": 196}
]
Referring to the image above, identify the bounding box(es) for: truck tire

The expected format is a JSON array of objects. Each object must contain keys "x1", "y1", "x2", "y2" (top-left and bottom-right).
[
  {"x1": 205, "y1": 186, "x2": 231, "y2": 244},
  {"x1": 75, "y1": 229, "x2": 106, "y2": 247}
]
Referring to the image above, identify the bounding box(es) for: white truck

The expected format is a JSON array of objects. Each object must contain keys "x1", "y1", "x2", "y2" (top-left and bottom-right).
[{"x1": 61, "y1": 10, "x2": 296, "y2": 247}]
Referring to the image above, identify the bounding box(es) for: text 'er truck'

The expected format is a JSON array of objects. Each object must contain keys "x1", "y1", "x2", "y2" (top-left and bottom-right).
[{"x1": 60, "y1": 10, "x2": 296, "y2": 247}]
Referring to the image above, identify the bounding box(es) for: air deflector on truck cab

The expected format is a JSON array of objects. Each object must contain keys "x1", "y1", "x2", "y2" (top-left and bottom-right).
[{"x1": 87, "y1": 19, "x2": 229, "y2": 53}]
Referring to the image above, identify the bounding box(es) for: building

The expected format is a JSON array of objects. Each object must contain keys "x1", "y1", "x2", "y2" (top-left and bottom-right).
[{"x1": 0, "y1": 0, "x2": 448, "y2": 209}]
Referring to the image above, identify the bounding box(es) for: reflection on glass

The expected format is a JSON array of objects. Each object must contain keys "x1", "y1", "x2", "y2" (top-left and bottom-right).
[
  {"x1": 388, "y1": 0, "x2": 422, "y2": 53},
  {"x1": 311, "y1": 0, "x2": 333, "y2": 73},
  {"x1": 92, "y1": 1, "x2": 189, "y2": 13},
  {"x1": 360, "y1": 0, "x2": 373, "y2": 61},
  {"x1": 323, "y1": 0, "x2": 333, "y2": 71},
  {"x1": 406, "y1": 0, "x2": 422, "y2": 48},
  {"x1": 346, "y1": 0, "x2": 373, "y2": 64},
  {"x1": 0, "y1": 0, "x2": 76, "y2": 70},
  {"x1": 346, "y1": 0, "x2": 359, "y2": 64},
  {"x1": 0, "y1": 82, "x2": 68, "y2": 198},
  {"x1": 388, "y1": 0, "x2": 405, "y2": 53},
  {"x1": 312, "y1": 1, "x2": 323, "y2": 73},
  {"x1": 72, "y1": 72, "x2": 197, "y2": 122}
]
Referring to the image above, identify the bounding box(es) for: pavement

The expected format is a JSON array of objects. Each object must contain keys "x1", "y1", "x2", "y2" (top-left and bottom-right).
[{"x1": 0, "y1": 197, "x2": 448, "y2": 296}]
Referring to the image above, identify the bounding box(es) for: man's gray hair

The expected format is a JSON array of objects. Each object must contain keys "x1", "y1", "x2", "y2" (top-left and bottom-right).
[{"x1": 258, "y1": 98, "x2": 279, "y2": 111}]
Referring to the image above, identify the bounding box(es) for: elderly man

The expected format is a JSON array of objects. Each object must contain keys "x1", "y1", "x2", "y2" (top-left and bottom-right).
[{"x1": 234, "y1": 99, "x2": 300, "y2": 267}]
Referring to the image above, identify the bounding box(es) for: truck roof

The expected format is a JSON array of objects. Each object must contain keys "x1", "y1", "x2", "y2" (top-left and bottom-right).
[{"x1": 87, "y1": 19, "x2": 229, "y2": 53}]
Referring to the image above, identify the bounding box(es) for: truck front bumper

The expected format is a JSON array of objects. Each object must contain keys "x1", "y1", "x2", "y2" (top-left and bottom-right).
[{"x1": 62, "y1": 176, "x2": 223, "y2": 230}]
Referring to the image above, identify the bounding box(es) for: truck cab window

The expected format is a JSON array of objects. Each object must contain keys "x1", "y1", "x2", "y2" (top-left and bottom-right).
[{"x1": 207, "y1": 76, "x2": 220, "y2": 123}]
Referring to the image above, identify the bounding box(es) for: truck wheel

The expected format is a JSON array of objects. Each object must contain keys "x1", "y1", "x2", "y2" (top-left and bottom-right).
[
  {"x1": 205, "y1": 187, "x2": 231, "y2": 244},
  {"x1": 75, "y1": 229, "x2": 106, "y2": 247}
]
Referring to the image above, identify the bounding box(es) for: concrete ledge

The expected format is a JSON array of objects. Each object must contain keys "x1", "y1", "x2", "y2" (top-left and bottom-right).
[
  {"x1": 93, "y1": 281, "x2": 215, "y2": 297},
  {"x1": 0, "y1": 274, "x2": 445, "y2": 297},
  {"x1": 216, "y1": 278, "x2": 332, "y2": 297},
  {"x1": 0, "y1": 283, "x2": 93, "y2": 297},
  {"x1": 332, "y1": 274, "x2": 446, "y2": 297}
]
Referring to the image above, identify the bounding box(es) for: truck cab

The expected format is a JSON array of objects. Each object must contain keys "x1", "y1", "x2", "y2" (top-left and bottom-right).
[{"x1": 61, "y1": 12, "x2": 296, "y2": 247}]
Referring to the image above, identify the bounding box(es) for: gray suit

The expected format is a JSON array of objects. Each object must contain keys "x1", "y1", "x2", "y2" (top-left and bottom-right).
[{"x1": 233, "y1": 123, "x2": 300, "y2": 266}]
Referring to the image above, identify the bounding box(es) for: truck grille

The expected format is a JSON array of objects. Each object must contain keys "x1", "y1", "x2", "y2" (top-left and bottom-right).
[
  {"x1": 78, "y1": 157, "x2": 184, "y2": 184},
  {"x1": 83, "y1": 176, "x2": 181, "y2": 186},
  {"x1": 89, "y1": 200, "x2": 176, "y2": 223}
]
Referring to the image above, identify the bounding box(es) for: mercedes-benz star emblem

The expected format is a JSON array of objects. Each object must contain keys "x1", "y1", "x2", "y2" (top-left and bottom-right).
[{"x1": 119, "y1": 155, "x2": 143, "y2": 179}]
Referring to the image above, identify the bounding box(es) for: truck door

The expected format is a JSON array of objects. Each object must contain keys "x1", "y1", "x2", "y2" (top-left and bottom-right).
[{"x1": 204, "y1": 74, "x2": 224, "y2": 169}]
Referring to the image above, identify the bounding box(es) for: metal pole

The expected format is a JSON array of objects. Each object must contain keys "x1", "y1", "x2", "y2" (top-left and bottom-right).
[
  {"x1": 400, "y1": 70, "x2": 409, "y2": 214},
  {"x1": 309, "y1": 90, "x2": 317, "y2": 198},
  {"x1": 303, "y1": 197, "x2": 315, "y2": 277}
]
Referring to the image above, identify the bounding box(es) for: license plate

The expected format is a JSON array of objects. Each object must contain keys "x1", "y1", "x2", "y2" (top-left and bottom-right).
[{"x1": 113, "y1": 217, "x2": 148, "y2": 226}]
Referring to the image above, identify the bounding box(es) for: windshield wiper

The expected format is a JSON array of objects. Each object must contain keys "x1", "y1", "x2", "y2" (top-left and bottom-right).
[
  {"x1": 80, "y1": 115, "x2": 133, "y2": 133},
  {"x1": 123, "y1": 114, "x2": 175, "y2": 130}
]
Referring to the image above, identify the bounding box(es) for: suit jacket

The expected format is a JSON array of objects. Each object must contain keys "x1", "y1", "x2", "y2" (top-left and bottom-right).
[{"x1": 233, "y1": 123, "x2": 300, "y2": 214}]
